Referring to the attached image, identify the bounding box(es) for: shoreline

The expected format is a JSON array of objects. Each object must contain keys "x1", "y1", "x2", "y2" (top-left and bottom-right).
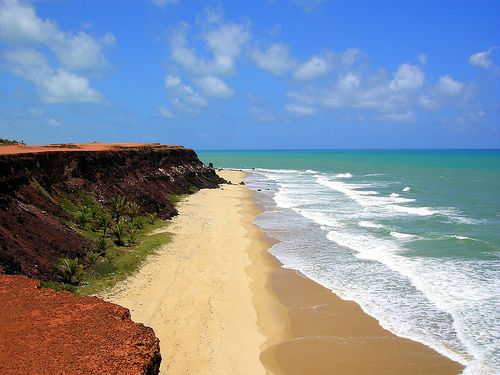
[{"x1": 104, "y1": 170, "x2": 464, "y2": 374}]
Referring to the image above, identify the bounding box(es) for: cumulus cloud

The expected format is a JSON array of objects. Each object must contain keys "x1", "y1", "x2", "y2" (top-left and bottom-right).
[
  {"x1": 158, "y1": 105, "x2": 174, "y2": 119},
  {"x1": 3, "y1": 48, "x2": 101, "y2": 103},
  {"x1": 417, "y1": 53, "x2": 427, "y2": 65},
  {"x1": 285, "y1": 103, "x2": 317, "y2": 116},
  {"x1": 251, "y1": 43, "x2": 294, "y2": 75},
  {"x1": 196, "y1": 75, "x2": 234, "y2": 97},
  {"x1": 151, "y1": 0, "x2": 179, "y2": 7},
  {"x1": 436, "y1": 75, "x2": 464, "y2": 95},
  {"x1": 389, "y1": 63, "x2": 424, "y2": 91},
  {"x1": 170, "y1": 20, "x2": 250, "y2": 76},
  {"x1": 0, "y1": 0, "x2": 111, "y2": 103},
  {"x1": 294, "y1": 54, "x2": 332, "y2": 80},
  {"x1": 0, "y1": 0, "x2": 114, "y2": 74},
  {"x1": 469, "y1": 47, "x2": 497, "y2": 69},
  {"x1": 164, "y1": 75, "x2": 207, "y2": 112}
]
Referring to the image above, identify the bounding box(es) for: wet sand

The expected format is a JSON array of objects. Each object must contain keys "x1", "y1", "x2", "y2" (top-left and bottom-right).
[{"x1": 104, "y1": 170, "x2": 464, "y2": 374}]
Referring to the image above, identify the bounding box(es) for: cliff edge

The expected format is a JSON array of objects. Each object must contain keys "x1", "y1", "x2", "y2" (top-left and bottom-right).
[
  {"x1": 0, "y1": 274, "x2": 161, "y2": 374},
  {"x1": 0, "y1": 142, "x2": 223, "y2": 280}
]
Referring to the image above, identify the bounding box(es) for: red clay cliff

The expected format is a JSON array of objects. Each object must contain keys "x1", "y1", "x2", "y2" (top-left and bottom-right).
[{"x1": 0, "y1": 274, "x2": 161, "y2": 374}]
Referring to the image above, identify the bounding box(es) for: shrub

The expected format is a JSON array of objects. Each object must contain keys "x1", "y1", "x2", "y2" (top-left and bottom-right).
[
  {"x1": 95, "y1": 236, "x2": 110, "y2": 255},
  {"x1": 127, "y1": 202, "x2": 140, "y2": 219},
  {"x1": 57, "y1": 257, "x2": 84, "y2": 285},
  {"x1": 113, "y1": 219, "x2": 127, "y2": 246},
  {"x1": 75, "y1": 206, "x2": 93, "y2": 229},
  {"x1": 109, "y1": 196, "x2": 128, "y2": 222},
  {"x1": 128, "y1": 226, "x2": 139, "y2": 245},
  {"x1": 133, "y1": 216, "x2": 147, "y2": 229},
  {"x1": 147, "y1": 212, "x2": 158, "y2": 224},
  {"x1": 86, "y1": 250, "x2": 101, "y2": 266},
  {"x1": 188, "y1": 185, "x2": 199, "y2": 194},
  {"x1": 95, "y1": 212, "x2": 113, "y2": 236}
]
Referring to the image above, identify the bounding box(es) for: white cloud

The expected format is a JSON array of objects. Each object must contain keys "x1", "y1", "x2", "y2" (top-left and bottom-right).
[
  {"x1": 158, "y1": 105, "x2": 174, "y2": 119},
  {"x1": 39, "y1": 70, "x2": 101, "y2": 103},
  {"x1": 285, "y1": 103, "x2": 317, "y2": 116},
  {"x1": 379, "y1": 111, "x2": 417, "y2": 123},
  {"x1": 0, "y1": 0, "x2": 114, "y2": 74},
  {"x1": 151, "y1": 0, "x2": 179, "y2": 7},
  {"x1": 47, "y1": 117, "x2": 61, "y2": 127},
  {"x1": 417, "y1": 53, "x2": 427, "y2": 65},
  {"x1": 197, "y1": 75, "x2": 234, "y2": 97},
  {"x1": 291, "y1": 0, "x2": 325, "y2": 13},
  {"x1": 389, "y1": 63, "x2": 424, "y2": 91},
  {"x1": 469, "y1": 47, "x2": 498, "y2": 69},
  {"x1": 436, "y1": 75, "x2": 464, "y2": 96},
  {"x1": 164, "y1": 75, "x2": 207, "y2": 112},
  {"x1": 3, "y1": 48, "x2": 102, "y2": 103},
  {"x1": 170, "y1": 20, "x2": 250, "y2": 76},
  {"x1": 251, "y1": 43, "x2": 294, "y2": 75},
  {"x1": 294, "y1": 54, "x2": 332, "y2": 80}
]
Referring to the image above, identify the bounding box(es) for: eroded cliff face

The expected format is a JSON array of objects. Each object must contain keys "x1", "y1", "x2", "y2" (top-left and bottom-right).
[
  {"x1": 0, "y1": 274, "x2": 161, "y2": 375},
  {"x1": 0, "y1": 144, "x2": 223, "y2": 280}
]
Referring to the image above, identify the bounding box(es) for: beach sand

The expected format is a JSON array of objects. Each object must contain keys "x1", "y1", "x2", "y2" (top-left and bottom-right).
[{"x1": 104, "y1": 170, "x2": 464, "y2": 374}]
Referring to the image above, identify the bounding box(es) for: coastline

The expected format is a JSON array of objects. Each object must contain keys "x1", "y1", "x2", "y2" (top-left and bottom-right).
[{"x1": 104, "y1": 170, "x2": 464, "y2": 374}]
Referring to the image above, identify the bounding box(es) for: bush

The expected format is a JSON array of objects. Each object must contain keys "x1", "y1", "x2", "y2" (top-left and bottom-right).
[
  {"x1": 133, "y1": 216, "x2": 147, "y2": 229},
  {"x1": 86, "y1": 250, "x2": 101, "y2": 266},
  {"x1": 109, "y1": 196, "x2": 128, "y2": 222},
  {"x1": 113, "y1": 219, "x2": 127, "y2": 246},
  {"x1": 128, "y1": 226, "x2": 139, "y2": 245},
  {"x1": 147, "y1": 212, "x2": 158, "y2": 224},
  {"x1": 127, "y1": 202, "x2": 140, "y2": 219},
  {"x1": 95, "y1": 236, "x2": 110, "y2": 255},
  {"x1": 75, "y1": 206, "x2": 93, "y2": 229},
  {"x1": 57, "y1": 257, "x2": 84, "y2": 285},
  {"x1": 94, "y1": 212, "x2": 113, "y2": 236},
  {"x1": 167, "y1": 193, "x2": 182, "y2": 205},
  {"x1": 188, "y1": 185, "x2": 199, "y2": 194}
]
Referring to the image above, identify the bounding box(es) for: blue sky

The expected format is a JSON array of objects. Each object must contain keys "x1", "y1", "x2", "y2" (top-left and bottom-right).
[{"x1": 0, "y1": 0, "x2": 499, "y2": 149}]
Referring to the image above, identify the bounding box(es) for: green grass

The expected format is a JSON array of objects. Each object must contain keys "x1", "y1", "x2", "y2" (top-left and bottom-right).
[
  {"x1": 77, "y1": 220, "x2": 172, "y2": 296},
  {"x1": 167, "y1": 193, "x2": 183, "y2": 205}
]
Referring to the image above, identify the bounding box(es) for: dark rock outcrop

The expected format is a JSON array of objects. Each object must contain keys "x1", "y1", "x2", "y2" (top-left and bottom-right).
[
  {"x1": 0, "y1": 274, "x2": 161, "y2": 374},
  {"x1": 0, "y1": 144, "x2": 223, "y2": 280}
]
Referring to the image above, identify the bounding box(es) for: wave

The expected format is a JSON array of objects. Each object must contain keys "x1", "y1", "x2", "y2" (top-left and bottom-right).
[
  {"x1": 402, "y1": 186, "x2": 411, "y2": 192},
  {"x1": 334, "y1": 172, "x2": 353, "y2": 178},
  {"x1": 390, "y1": 231, "x2": 418, "y2": 240},
  {"x1": 358, "y1": 221, "x2": 384, "y2": 229}
]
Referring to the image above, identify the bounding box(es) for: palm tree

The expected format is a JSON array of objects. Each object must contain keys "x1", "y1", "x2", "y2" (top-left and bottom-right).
[
  {"x1": 127, "y1": 202, "x2": 140, "y2": 220},
  {"x1": 128, "y1": 226, "x2": 139, "y2": 245},
  {"x1": 113, "y1": 219, "x2": 127, "y2": 246},
  {"x1": 95, "y1": 213, "x2": 113, "y2": 237},
  {"x1": 57, "y1": 258, "x2": 84, "y2": 285},
  {"x1": 76, "y1": 206, "x2": 93, "y2": 229},
  {"x1": 109, "y1": 196, "x2": 128, "y2": 222}
]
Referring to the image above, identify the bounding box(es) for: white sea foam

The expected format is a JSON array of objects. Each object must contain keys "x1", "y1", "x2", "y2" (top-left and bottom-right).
[
  {"x1": 251, "y1": 168, "x2": 499, "y2": 374},
  {"x1": 358, "y1": 221, "x2": 384, "y2": 228},
  {"x1": 402, "y1": 186, "x2": 411, "y2": 192},
  {"x1": 390, "y1": 231, "x2": 418, "y2": 240},
  {"x1": 334, "y1": 172, "x2": 353, "y2": 178}
]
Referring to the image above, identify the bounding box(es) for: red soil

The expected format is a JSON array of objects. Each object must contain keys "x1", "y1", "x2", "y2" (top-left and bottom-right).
[
  {"x1": 0, "y1": 142, "x2": 184, "y2": 155},
  {"x1": 0, "y1": 275, "x2": 161, "y2": 374}
]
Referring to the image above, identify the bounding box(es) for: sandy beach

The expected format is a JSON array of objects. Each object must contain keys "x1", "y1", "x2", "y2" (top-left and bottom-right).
[{"x1": 104, "y1": 170, "x2": 464, "y2": 374}]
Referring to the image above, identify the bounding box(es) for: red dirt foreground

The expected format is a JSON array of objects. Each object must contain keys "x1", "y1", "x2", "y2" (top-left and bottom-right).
[{"x1": 0, "y1": 275, "x2": 161, "y2": 374}]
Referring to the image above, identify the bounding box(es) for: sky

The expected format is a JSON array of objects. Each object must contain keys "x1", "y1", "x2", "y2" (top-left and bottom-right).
[{"x1": 0, "y1": 0, "x2": 499, "y2": 149}]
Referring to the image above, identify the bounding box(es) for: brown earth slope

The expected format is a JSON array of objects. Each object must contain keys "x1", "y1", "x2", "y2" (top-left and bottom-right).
[
  {"x1": 0, "y1": 143, "x2": 223, "y2": 280},
  {"x1": 0, "y1": 274, "x2": 161, "y2": 374}
]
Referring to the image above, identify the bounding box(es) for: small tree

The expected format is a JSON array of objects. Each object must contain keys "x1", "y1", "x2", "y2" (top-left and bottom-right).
[
  {"x1": 95, "y1": 212, "x2": 113, "y2": 237},
  {"x1": 128, "y1": 226, "x2": 139, "y2": 245},
  {"x1": 57, "y1": 257, "x2": 84, "y2": 285},
  {"x1": 95, "y1": 236, "x2": 110, "y2": 255},
  {"x1": 75, "y1": 206, "x2": 93, "y2": 229},
  {"x1": 127, "y1": 202, "x2": 140, "y2": 220},
  {"x1": 113, "y1": 219, "x2": 127, "y2": 246},
  {"x1": 147, "y1": 212, "x2": 158, "y2": 224},
  {"x1": 86, "y1": 251, "x2": 100, "y2": 266},
  {"x1": 109, "y1": 196, "x2": 128, "y2": 222}
]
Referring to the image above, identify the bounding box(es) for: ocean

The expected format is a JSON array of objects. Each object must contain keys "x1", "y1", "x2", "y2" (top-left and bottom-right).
[{"x1": 198, "y1": 150, "x2": 500, "y2": 375}]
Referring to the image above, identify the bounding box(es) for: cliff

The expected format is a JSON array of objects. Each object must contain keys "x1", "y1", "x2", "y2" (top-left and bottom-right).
[
  {"x1": 0, "y1": 274, "x2": 161, "y2": 374},
  {"x1": 0, "y1": 143, "x2": 223, "y2": 280}
]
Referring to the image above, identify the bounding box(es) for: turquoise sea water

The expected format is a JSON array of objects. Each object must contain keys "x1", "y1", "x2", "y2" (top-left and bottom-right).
[{"x1": 198, "y1": 150, "x2": 500, "y2": 375}]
